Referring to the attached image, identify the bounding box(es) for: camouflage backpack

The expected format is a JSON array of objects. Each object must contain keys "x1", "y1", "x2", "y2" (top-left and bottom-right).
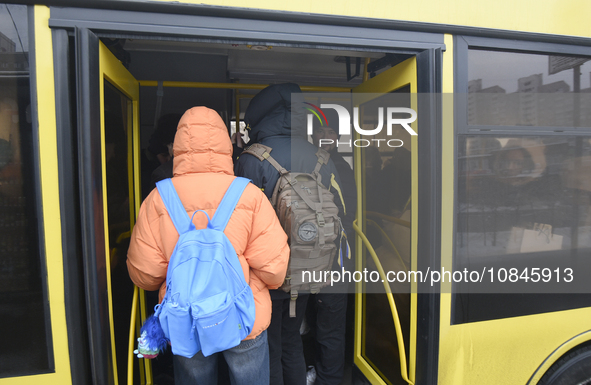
[{"x1": 243, "y1": 144, "x2": 342, "y2": 317}]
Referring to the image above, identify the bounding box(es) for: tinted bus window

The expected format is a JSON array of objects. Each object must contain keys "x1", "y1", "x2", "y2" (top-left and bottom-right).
[
  {"x1": 0, "y1": 4, "x2": 52, "y2": 376},
  {"x1": 458, "y1": 136, "x2": 591, "y2": 259},
  {"x1": 467, "y1": 49, "x2": 591, "y2": 128},
  {"x1": 455, "y1": 136, "x2": 591, "y2": 322}
]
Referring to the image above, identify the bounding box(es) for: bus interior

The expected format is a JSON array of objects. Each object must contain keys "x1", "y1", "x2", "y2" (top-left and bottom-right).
[{"x1": 99, "y1": 36, "x2": 415, "y2": 385}]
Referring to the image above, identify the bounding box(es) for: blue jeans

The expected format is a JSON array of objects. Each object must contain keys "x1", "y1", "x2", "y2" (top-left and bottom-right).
[{"x1": 173, "y1": 330, "x2": 269, "y2": 385}]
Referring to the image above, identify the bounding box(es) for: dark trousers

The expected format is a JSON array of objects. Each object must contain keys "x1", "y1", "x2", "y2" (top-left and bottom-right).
[
  {"x1": 268, "y1": 295, "x2": 309, "y2": 385},
  {"x1": 313, "y1": 292, "x2": 348, "y2": 385}
]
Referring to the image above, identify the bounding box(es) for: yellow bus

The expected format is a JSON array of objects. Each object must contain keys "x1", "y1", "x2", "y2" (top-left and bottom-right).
[{"x1": 1, "y1": 1, "x2": 591, "y2": 384}]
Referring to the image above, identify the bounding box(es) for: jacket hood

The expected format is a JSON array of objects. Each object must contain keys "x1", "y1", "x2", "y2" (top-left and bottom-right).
[
  {"x1": 173, "y1": 106, "x2": 233, "y2": 177},
  {"x1": 245, "y1": 83, "x2": 307, "y2": 143}
]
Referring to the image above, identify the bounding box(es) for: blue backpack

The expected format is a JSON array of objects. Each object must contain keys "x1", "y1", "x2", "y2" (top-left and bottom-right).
[{"x1": 152, "y1": 177, "x2": 256, "y2": 358}]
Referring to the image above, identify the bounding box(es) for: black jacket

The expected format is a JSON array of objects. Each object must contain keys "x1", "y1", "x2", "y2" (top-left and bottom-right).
[
  {"x1": 234, "y1": 83, "x2": 352, "y2": 288},
  {"x1": 235, "y1": 83, "x2": 343, "y2": 202},
  {"x1": 328, "y1": 149, "x2": 357, "y2": 254}
]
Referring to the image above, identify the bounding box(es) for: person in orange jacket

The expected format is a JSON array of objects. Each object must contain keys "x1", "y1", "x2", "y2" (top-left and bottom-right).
[{"x1": 127, "y1": 106, "x2": 290, "y2": 385}]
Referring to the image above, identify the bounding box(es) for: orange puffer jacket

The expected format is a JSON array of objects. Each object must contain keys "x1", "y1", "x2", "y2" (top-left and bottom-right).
[{"x1": 127, "y1": 106, "x2": 289, "y2": 340}]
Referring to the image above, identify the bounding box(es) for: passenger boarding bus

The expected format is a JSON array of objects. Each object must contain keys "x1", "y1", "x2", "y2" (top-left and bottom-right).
[{"x1": 1, "y1": 1, "x2": 591, "y2": 384}]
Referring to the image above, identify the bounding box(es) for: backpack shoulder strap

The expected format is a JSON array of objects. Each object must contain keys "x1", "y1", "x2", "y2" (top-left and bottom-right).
[
  {"x1": 243, "y1": 143, "x2": 288, "y2": 176},
  {"x1": 312, "y1": 147, "x2": 331, "y2": 185},
  {"x1": 156, "y1": 178, "x2": 191, "y2": 234},
  {"x1": 242, "y1": 143, "x2": 272, "y2": 161},
  {"x1": 210, "y1": 177, "x2": 251, "y2": 231}
]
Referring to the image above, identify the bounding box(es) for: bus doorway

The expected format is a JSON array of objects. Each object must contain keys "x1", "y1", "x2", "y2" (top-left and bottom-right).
[{"x1": 86, "y1": 28, "x2": 429, "y2": 385}]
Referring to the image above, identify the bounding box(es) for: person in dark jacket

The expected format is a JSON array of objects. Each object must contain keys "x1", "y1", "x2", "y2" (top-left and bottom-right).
[
  {"x1": 234, "y1": 83, "x2": 346, "y2": 385},
  {"x1": 141, "y1": 113, "x2": 182, "y2": 199},
  {"x1": 310, "y1": 110, "x2": 357, "y2": 385}
]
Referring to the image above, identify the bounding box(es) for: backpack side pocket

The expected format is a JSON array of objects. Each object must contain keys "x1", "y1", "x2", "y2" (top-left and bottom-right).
[{"x1": 234, "y1": 286, "x2": 256, "y2": 338}]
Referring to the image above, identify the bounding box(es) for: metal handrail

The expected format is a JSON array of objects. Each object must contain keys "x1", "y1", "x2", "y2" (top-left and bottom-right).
[
  {"x1": 138, "y1": 80, "x2": 351, "y2": 92},
  {"x1": 127, "y1": 286, "x2": 139, "y2": 385},
  {"x1": 128, "y1": 286, "x2": 152, "y2": 385},
  {"x1": 353, "y1": 220, "x2": 414, "y2": 385}
]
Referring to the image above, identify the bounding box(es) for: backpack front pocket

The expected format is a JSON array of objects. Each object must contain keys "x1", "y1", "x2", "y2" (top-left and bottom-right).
[
  {"x1": 193, "y1": 292, "x2": 244, "y2": 357},
  {"x1": 159, "y1": 303, "x2": 200, "y2": 358}
]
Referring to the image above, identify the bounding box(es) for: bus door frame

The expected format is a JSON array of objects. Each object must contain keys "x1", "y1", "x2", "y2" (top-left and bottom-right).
[
  {"x1": 73, "y1": 27, "x2": 141, "y2": 385},
  {"x1": 350, "y1": 50, "x2": 443, "y2": 385},
  {"x1": 49, "y1": 7, "x2": 443, "y2": 385},
  {"x1": 351, "y1": 56, "x2": 418, "y2": 385}
]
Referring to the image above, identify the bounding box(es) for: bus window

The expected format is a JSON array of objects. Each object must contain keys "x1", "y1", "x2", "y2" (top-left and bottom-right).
[
  {"x1": 454, "y1": 43, "x2": 591, "y2": 323},
  {"x1": 0, "y1": 3, "x2": 52, "y2": 376},
  {"x1": 467, "y1": 49, "x2": 591, "y2": 127},
  {"x1": 456, "y1": 135, "x2": 591, "y2": 322}
]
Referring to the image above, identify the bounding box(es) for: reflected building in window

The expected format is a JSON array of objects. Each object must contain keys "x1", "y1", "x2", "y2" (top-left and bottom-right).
[
  {"x1": 0, "y1": 30, "x2": 15, "y2": 52},
  {"x1": 468, "y1": 75, "x2": 591, "y2": 128}
]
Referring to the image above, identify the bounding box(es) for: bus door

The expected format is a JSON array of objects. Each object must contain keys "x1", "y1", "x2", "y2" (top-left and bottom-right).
[
  {"x1": 99, "y1": 40, "x2": 141, "y2": 385},
  {"x1": 351, "y1": 57, "x2": 418, "y2": 385},
  {"x1": 77, "y1": 29, "x2": 140, "y2": 385}
]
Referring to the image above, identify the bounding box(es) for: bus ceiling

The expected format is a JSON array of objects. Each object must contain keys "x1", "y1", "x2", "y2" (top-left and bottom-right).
[{"x1": 102, "y1": 37, "x2": 411, "y2": 88}]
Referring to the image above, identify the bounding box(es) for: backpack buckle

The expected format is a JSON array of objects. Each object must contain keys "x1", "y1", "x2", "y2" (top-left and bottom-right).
[
  {"x1": 316, "y1": 213, "x2": 325, "y2": 226},
  {"x1": 289, "y1": 289, "x2": 299, "y2": 317}
]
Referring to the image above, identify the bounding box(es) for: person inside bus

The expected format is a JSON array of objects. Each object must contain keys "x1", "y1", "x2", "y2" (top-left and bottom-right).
[
  {"x1": 148, "y1": 113, "x2": 183, "y2": 190},
  {"x1": 148, "y1": 113, "x2": 247, "y2": 193},
  {"x1": 234, "y1": 83, "x2": 346, "y2": 385},
  {"x1": 481, "y1": 140, "x2": 559, "y2": 253},
  {"x1": 127, "y1": 106, "x2": 290, "y2": 385},
  {"x1": 309, "y1": 112, "x2": 357, "y2": 385},
  {"x1": 232, "y1": 131, "x2": 247, "y2": 161},
  {"x1": 141, "y1": 113, "x2": 182, "y2": 199},
  {"x1": 487, "y1": 140, "x2": 538, "y2": 210}
]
